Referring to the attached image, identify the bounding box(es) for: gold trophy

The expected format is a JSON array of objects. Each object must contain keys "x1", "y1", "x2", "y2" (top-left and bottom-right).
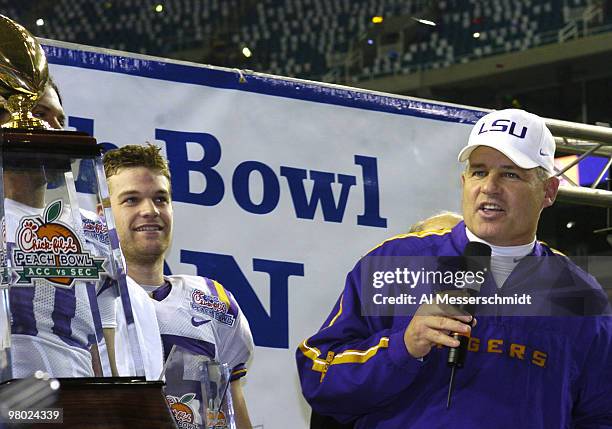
[
  {"x1": 0, "y1": 15, "x2": 176, "y2": 427},
  {"x1": 0, "y1": 14, "x2": 49, "y2": 129},
  {"x1": 0, "y1": 13, "x2": 144, "y2": 379}
]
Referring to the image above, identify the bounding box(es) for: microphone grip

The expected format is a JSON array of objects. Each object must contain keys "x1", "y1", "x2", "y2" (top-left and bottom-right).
[
  {"x1": 446, "y1": 242, "x2": 490, "y2": 369},
  {"x1": 447, "y1": 330, "x2": 471, "y2": 368},
  {"x1": 447, "y1": 289, "x2": 475, "y2": 368}
]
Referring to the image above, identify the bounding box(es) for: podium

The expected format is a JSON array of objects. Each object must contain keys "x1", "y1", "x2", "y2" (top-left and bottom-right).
[
  {"x1": 0, "y1": 378, "x2": 177, "y2": 428},
  {"x1": 56, "y1": 378, "x2": 177, "y2": 428}
]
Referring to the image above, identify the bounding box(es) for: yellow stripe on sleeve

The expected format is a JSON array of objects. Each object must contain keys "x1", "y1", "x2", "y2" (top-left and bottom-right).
[
  {"x1": 367, "y1": 228, "x2": 452, "y2": 254},
  {"x1": 298, "y1": 339, "x2": 328, "y2": 372},
  {"x1": 326, "y1": 294, "x2": 344, "y2": 328},
  {"x1": 213, "y1": 280, "x2": 231, "y2": 310},
  {"x1": 299, "y1": 336, "x2": 390, "y2": 381},
  {"x1": 331, "y1": 337, "x2": 389, "y2": 364}
]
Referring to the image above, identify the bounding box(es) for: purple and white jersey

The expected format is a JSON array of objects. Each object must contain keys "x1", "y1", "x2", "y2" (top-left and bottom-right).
[
  {"x1": 6, "y1": 198, "x2": 97, "y2": 378},
  {"x1": 151, "y1": 275, "x2": 254, "y2": 381}
]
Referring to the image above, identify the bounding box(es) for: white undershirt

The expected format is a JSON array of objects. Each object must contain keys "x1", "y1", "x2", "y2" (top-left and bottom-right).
[
  {"x1": 465, "y1": 227, "x2": 535, "y2": 288},
  {"x1": 141, "y1": 284, "x2": 164, "y2": 294}
]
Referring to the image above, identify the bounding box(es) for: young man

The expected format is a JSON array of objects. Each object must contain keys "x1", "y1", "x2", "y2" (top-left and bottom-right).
[
  {"x1": 0, "y1": 77, "x2": 66, "y2": 130},
  {"x1": 297, "y1": 109, "x2": 612, "y2": 428},
  {"x1": 1, "y1": 79, "x2": 106, "y2": 378},
  {"x1": 103, "y1": 144, "x2": 254, "y2": 429}
]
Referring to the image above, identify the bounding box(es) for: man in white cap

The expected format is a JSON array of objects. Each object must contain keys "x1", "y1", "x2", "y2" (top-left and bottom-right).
[
  {"x1": 296, "y1": 109, "x2": 612, "y2": 428},
  {"x1": 457, "y1": 108, "x2": 559, "y2": 250}
]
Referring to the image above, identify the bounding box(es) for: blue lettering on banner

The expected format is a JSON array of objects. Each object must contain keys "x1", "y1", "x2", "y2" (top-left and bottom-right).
[
  {"x1": 69, "y1": 116, "x2": 118, "y2": 152},
  {"x1": 66, "y1": 119, "x2": 386, "y2": 228},
  {"x1": 69, "y1": 116, "x2": 94, "y2": 136},
  {"x1": 232, "y1": 161, "x2": 280, "y2": 214},
  {"x1": 280, "y1": 167, "x2": 356, "y2": 223},
  {"x1": 181, "y1": 250, "x2": 304, "y2": 348},
  {"x1": 163, "y1": 261, "x2": 173, "y2": 276},
  {"x1": 68, "y1": 116, "x2": 118, "y2": 193},
  {"x1": 158, "y1": 129, "x2": 225, "y2": 206},
  {"x1": 354, "y1": 155, "x2": 387, "y2": 228}
]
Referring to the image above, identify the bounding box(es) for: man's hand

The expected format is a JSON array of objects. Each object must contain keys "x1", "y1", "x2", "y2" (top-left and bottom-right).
[{"x1": 404, "y1": 303, "x2": 475, "y2": 359}]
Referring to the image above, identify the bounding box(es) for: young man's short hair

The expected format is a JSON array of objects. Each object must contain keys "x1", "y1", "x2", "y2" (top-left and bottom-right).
[
  {"x1": 103, "y1": 143, "x2": 171, "y2": 182},
  {"x1": 47, "y1": 76, "x2": 62, "y2": 106}
]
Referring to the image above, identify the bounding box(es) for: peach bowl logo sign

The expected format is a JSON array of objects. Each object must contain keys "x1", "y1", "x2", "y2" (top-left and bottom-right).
[
  {"x1": 12, "y1": 200, "x2": 106, "y2": 287},
  {"x1": 166, "y1": 393, "x2": 199, "y2": 429}
]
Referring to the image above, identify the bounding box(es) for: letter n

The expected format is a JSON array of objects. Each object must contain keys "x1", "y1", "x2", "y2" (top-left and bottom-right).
[{"x1": 181, "y1": 250, "x2": 304, "y2": 348}]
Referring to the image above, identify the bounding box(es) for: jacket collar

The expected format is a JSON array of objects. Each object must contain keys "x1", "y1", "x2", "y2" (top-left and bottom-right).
[{"x1": 450, "y1": 220, "x2": 547, "y2": 256}]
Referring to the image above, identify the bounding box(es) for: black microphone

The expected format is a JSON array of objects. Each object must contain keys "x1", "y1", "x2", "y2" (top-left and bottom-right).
[{"x1": 446, "y1": 241, "x2": 491, "y2": 409}]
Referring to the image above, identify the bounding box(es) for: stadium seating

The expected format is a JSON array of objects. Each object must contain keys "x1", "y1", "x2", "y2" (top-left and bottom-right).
[{"x1": 1, "y1": 0, "x2": 610, "y2": 82}]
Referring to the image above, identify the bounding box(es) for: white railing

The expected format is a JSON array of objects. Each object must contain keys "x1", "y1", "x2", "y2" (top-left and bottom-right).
[
  {"x1": 558, "y1": 22, "x2": 579, "y2": 43},
  {"x1": 583, "y1": 3, "x2": 604, "y2": 35},
  {"x1": 546, "y1": 119, "x2": 612, "y2": 208}
]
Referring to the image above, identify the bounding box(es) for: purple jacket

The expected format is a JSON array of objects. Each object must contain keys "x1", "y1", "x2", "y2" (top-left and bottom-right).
[{"x1": 296, "y1": 222, "x2": 612, "y2": 428}]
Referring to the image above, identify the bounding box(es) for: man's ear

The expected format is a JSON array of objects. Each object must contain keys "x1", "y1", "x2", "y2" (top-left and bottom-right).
[{"x1": 542, "y1": 176, "x2": 560, "y2": 209}]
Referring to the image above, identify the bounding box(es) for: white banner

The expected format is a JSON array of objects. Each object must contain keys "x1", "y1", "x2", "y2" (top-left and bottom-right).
[{"x1": 43, "y1": 39, "x2": 485, "y2": 428}]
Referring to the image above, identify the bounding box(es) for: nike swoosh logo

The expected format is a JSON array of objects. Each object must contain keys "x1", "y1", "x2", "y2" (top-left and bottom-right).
[
  {"x1": 539, "y1": 149, "x2": 550, "y2": 156},
  {"x1": 191, "y1": 317, "x2": 211, "y2": 327}
]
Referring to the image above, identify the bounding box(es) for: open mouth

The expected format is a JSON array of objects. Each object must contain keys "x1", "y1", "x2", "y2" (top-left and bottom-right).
[
  {"x1": 134, "y1": 225, "x2": 163, "y2": 232},
  {"x1": 478, "y1": 202, "x2": 504, "y2": 213}
]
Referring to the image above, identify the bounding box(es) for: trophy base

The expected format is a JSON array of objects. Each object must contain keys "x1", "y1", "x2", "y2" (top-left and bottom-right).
[{"x1": 0, "y1": 377, "x2": 177, "y2": 428}]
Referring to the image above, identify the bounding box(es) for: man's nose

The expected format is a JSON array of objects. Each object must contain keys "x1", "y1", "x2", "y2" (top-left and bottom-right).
[
  {"x1": 481, "y1": 173, "x2": 501, "y2": 194},
  {"x1": 46, "y1": 115, "x2": 62, "y2": 130},
  {"x1": 141, "y1": 200, "x2": 160, "y2": 217}
]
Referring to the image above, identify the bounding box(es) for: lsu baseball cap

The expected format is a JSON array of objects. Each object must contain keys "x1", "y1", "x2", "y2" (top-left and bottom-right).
[{"x1": 457, "y1": 108, "x2": 556, "y2": 174}]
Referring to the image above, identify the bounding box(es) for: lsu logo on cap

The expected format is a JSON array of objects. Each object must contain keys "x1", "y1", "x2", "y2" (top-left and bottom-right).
[
  {"x1": 459, "y1": 109, "x2": 556, "y2": 174},
  {"x1": 477, "y1": 119, "x2": 528, "y2": 139}
]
